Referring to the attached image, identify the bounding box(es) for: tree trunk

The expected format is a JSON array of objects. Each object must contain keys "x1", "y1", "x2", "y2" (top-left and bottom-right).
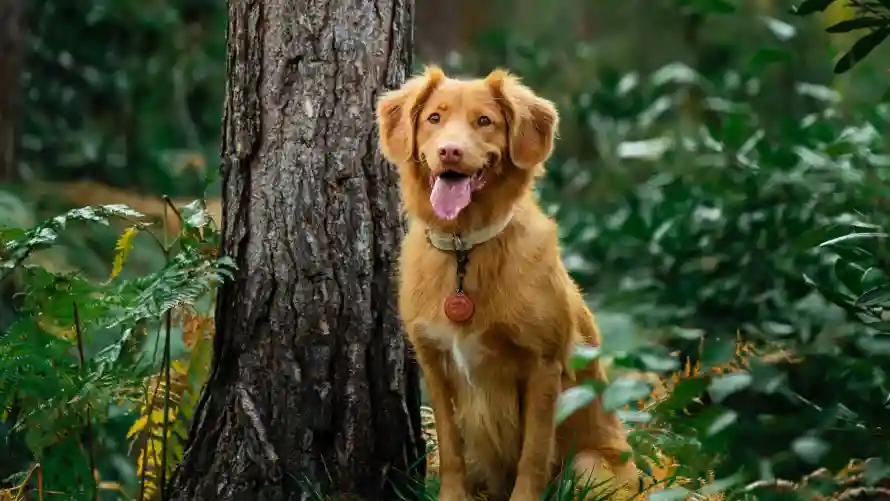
[
  {"x1": 169, "y1": 0, "x2": 423, "y2": 500},
  {"x1": 0, "y1": 0, "x2": 23, "y2": 182}
]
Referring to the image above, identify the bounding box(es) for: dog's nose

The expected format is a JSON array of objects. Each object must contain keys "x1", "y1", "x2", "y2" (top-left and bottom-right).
[{"x1": 437, "y1": 143, "x2": 463, "y2": 164}]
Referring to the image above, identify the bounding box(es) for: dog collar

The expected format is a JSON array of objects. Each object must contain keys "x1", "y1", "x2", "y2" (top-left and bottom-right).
[{"x1": 424, "y1": 212, "x2": 514, "y2": 251}]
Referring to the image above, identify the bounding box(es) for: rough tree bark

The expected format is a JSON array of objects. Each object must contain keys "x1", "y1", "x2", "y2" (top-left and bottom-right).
[
  {"x1": 0, "y1": 0, "x2": 23, "y2": 182},
  {"x1": 169, "y1": 0, "x2": 424, "y2": 500}
]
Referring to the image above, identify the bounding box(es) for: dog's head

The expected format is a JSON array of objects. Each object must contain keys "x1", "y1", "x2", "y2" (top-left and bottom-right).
[{"x1": 376, "y1": 67, "x2": 558, "y2": 228}]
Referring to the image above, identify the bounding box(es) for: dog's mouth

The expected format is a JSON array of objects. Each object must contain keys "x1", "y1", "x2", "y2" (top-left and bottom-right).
[{"x1": 429, "y1": 169, "x2": 486, "y2": 221}]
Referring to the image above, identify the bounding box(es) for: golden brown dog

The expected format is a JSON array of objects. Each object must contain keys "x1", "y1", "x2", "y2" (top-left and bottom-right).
[{"x1": 376, "y1": 66, "x2": 639, "y2": 501}]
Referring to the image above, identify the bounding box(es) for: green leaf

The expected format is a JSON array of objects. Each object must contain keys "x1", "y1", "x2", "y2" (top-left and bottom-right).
[
  {"x1": 706, "y1": 410, "x2": 738, "y2": 435},
  {"x1": 856, "y1": 284, "x2": 890, "y2": 307},
  {"x1": 862, "y1": 267, "x2": 887, "y2": 290},
  {"x1": 818, "y1": 232, "x2": 888, "y2": 247},
  {"x1": 648, "y1": 487, "x2": 692, "y2": 501},
  {"x1": 834, "y1": 29, "x2": 890, "y2": 74},
  {"x1": 791, "y1": 436, "x2": 829, "y2": 464},
  {"x1": 802, "y1": 273, "x2": 857, "y2": 310},
  {"x1": 657, "y1": 378, "x2": 709, "y2": 413},
  {"x1": 699, "y1": 473, "x2": 744, "y2": 495},
  {"x1": 792, "y1": 0, "x2": 838, "y2": 15},
  {"x1": 181, "y1": 199, "x2": 214, "y2": 233},
  {"x1": 823, "y1": 140, "x2": 857, "y2": 157},
  {"x1": 863, "y1": 321, "x2": 890, "y2": 333},
  {"x1": 835, "y1": 258, "x2": 866, "y2": 296},
  {"x1": 764, "y1": 17, "x2": 797, "y2": 40},
  {"x1": 569, "y1": 344, "x2": 601, "y2": 371},
  {"x1": 707, "y1": 373, "x2": 753, "y2": 403},
  {"x1": 749, "y1": 358, "x2": 788, "y2": 394},
  {"x1": 556, "y1": 385, "x2": 597, "y2": 424},
  {"x1": 857, "y1": 335, "x2": 890, "y2": 355},
  {"x1": 863, "y1": 458, "x2": 890, "y2": 485},
  {"x1": 701, "y1": 338, "x2": 737, "y2": 368},
  {"x1": 639, "y1": 353, "x2": 680, "y2": 372},
  {"x1": 616, "y1": 410, "x2": 653, "y2": 424},
  {"x1": 602, "y1": 378, "x2": 652, "y2": 412},
  {"x1": 672, "y1": 327, "x2": 705, "y2": 340},
  {"x1": 826, "y1": 17, "x2": 890, "y2": 33},
  {"x1": 761, "y1": 321, "x2": 795, "y2": 337}
]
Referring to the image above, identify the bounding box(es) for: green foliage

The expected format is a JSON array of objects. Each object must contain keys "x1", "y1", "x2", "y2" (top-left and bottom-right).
[
  {"x1": 22, "y1": 0, "x2": 225, "y2": 194},
  {"x1": 448, "y1": 3, "x2": 890, "y2": 498},
  {"x1": 0, "y1": 200, "x2": 232, "y2": 500},
  {"x1": 545, "y1": 42, "x2": 890, "y2": 501},
  {"x1": 7, "y1": 0, "x2": 890, "y2": 499},
  {"x1": 794, "y1": 0, "x2": 890, "y2": 74}
]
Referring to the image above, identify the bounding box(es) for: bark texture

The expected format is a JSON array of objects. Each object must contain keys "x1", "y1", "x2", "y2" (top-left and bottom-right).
[
  {"x1": 169, "y1": 0, "x2": 423, "y2": 500},
  {"x1": 0, "y1": 0, "x2": 23, "y2": 181}
]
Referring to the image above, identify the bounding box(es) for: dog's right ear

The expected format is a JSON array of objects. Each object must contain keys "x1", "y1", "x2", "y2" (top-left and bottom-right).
[
  {"x1": 486, "y1": 69, "x2": 558, "y2": 170},
  {"x1": 376, "y1": 66, "x2": 444, "y2": 165}
]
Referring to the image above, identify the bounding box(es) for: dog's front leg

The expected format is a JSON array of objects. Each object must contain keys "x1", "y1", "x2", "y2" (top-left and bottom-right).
[
  {"x1": 414, "y1": 341, "x2": 470, "y2": 501},
  {"x1": 510, "y1": 358, "x2": 561, "y2": 501}
]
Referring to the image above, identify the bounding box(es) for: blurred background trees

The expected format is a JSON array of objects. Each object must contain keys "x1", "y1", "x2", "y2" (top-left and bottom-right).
[
  {"x1": 0, "y1": 0, "x2": 24, "y2": 183},
  {"x1": 2, "y1": 0, "x2": 890, "y2": 499}
]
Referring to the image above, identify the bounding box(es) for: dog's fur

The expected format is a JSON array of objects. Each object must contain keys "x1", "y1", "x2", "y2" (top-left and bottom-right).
[{"x1": 376, "y1": 67, "x2": 639, "y2": 501}]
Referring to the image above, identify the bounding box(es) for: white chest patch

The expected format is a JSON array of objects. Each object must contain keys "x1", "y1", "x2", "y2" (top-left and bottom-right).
[{"x1": 421, "y1": 323, "x2": 484, "y2": 384}]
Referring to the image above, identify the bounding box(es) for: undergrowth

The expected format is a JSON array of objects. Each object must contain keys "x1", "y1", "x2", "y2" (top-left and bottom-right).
[
  {"x1": 1, "y1": 198, "x2": 231, "y2": 500},
  {"x1": 1, "y1": 196, "x2": 887, "y2": 501},
  {"x1": 0, "y1": 196, "x2": 737, "y2": 501}
]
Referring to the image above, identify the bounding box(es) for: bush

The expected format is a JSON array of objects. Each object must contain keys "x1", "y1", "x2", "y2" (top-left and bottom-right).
[
  {"x1": 0, "y1": 200, "x2": 231, "y2": 499},
  {"x1": 549, "y1": 46, "x2": 890, "y2": 501}
]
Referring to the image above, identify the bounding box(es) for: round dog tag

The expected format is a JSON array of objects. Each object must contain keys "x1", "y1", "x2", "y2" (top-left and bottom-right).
[{"x1": 444, "y1": 292, "x2": 474, "y2": 323}]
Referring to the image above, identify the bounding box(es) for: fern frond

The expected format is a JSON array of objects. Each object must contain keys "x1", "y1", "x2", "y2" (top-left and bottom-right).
[
  {"x1": 131, "y1": 361, "x2": 190, "y2": 501},
  {"x1": 1, "y1": 204, "x2": 146, "y2": 279},
  {"x1": 130, "y1": 306, "x2": 215, "y2": 500}
]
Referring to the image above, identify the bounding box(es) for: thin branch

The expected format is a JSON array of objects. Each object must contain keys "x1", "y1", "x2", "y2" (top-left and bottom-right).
[
  {"x1": 118, "y1": 215, "x2": 167, "y2": 251},
  {"x1": 159, "y1": 309, "x2": 174, "y2": 501},
  {"x1": 163, "y1": 195, "x2": 183, "y2": 223},
  {"x1": 37, "y1": 463, "x2": 44, "y2": 501},
  {"x1": 73, "y1": 301, "x2": 99, "y2": 501}
]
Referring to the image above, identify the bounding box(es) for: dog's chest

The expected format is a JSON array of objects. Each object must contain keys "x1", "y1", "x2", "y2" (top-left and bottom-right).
[{"x1": 421, "y1": 322, "x2": 487, "y2": 382}]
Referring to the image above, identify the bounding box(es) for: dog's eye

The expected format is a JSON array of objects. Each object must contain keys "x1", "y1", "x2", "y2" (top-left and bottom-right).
[
  {"x1": 428, "y1": 113, "x2": 441, "y2": 124},
  {"x1": 477, "y1": 115, "x2": 492, "y2": 127}
]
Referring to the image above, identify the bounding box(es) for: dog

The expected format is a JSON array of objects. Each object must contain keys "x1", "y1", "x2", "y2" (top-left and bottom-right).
[{"x1": 376, "y1": 66, "x2": 639, "y2": 501}]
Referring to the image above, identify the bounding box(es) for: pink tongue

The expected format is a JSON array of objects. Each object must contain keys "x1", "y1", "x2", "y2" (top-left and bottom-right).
[{"x1": 430, "y1": 176, "x2": 473, "y2": 220}]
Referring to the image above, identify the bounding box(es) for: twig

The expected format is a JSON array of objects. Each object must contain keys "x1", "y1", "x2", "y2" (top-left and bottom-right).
[
  {"x1": 159, "y1": 309, "x2": 174, "y2": 501},
  {"x1": 156, "y1": 196, "x2": 177, "y2": 501},
  {"x1": 37, "y1": 463, "x2": 43, "y2": 501},
  {"x1": 10, "y1": 462, "x2": 38, "y2": 500},
  {"x1": 835, "y1": 487, "x2": 890, "y2": 500},
  {"x1": 163, "y1": 195, "x2": 183, "y2": 223},
  {"x1": 118, "y1": 215, "x2": 167, "y2": 251},
  {"x1": 743, "y1": 478, "x2": 798, "y2": 492},
  {"x1": 73, "y1": 301, "x2": 99, "y2": 501},
  {"x1": 847, "y1": 0, "x2": 884, "y2": 18}
]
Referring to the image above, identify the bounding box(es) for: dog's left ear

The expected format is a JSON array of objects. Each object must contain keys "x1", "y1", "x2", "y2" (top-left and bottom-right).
[
  {"x1": 376, "y1": 66, "x2": 444, "y2": 165},
  {"x1": 486, "y1": 69, "x2": 559, "y2": 170}
]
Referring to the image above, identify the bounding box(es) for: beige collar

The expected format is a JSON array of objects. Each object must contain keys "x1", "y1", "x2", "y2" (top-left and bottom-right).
[{"x1": 424, "y1": 212, "x2": 514, "y2": 251}]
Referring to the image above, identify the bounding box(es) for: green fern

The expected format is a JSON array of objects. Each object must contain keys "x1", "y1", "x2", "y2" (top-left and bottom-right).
[{"x1": 0, "y1": 199, "x2": 231, "y2": 500}]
